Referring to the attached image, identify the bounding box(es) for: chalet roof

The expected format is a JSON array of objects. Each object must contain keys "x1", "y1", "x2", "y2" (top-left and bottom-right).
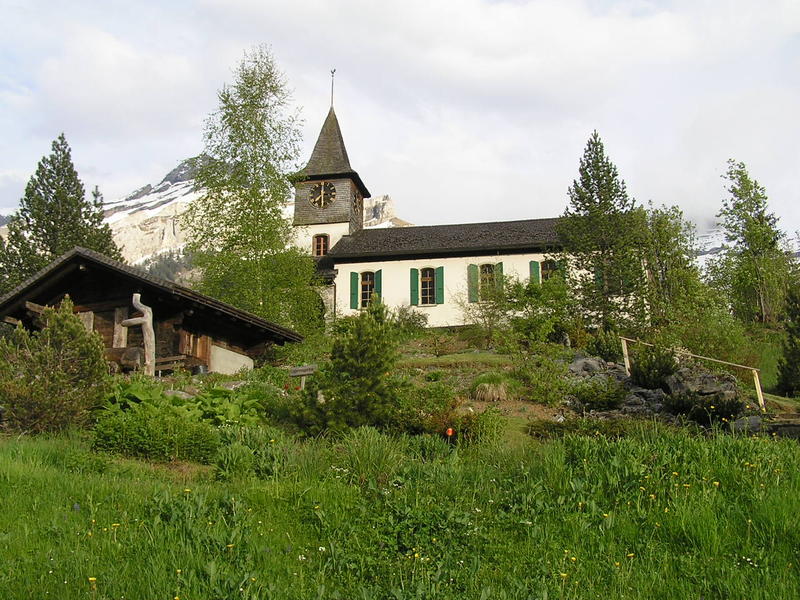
[
  {"x1": 0, "y1": 247, "x2": 303, "y2": 343},
  {"x1": 326, "y1": 217, "x2": 562, "y2": 262},
  {"x1": 301, "y1": 107, "x2": 370, "y2": 197}
]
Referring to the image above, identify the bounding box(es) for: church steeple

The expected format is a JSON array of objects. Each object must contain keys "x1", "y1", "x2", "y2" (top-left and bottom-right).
[
  {"x1": 293, "y1": 105, "x2": 369, "y2": 238},
  {"x1": 301, "y1": 107, "x2": 369, "y2": 198}
]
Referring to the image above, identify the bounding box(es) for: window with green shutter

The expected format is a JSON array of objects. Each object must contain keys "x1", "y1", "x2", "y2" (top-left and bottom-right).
[
  {"x1": 350, "y1": 272, "x2": 359, "y2": 309},
  {"x1": 529, "y1": 260, "x2": 541, "y2": 284},
  {"x1": 410, "y1": 268, "x2": 419, "y2": 305},
  {"x1": 434, "y1": 266, "x2": 444, "y2": 304},
  {"x1": 467, "y1": 264, "x2": 479, "y2": 303}
]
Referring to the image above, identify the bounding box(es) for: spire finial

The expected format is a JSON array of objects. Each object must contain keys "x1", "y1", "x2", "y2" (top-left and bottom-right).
[{"x1": 330, "y1": 68, "x2": 336, "y2": 107}]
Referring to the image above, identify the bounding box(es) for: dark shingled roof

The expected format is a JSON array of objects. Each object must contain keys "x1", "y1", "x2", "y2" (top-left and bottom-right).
[
  {"x1": 0, "y1": 247, "x2": 303, "y2": 343},
  {"x1": 326, "y1": 217, "x2": 563, "y2": 262},
  {"x1": 301, "y1": 107, "x2": 370, "y2": 197}
]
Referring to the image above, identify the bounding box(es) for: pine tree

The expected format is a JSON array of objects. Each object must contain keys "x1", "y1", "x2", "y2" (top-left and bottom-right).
[
  {"x1": 557, "y1": 131, "x2": 646, "y2": 331},
  {"x1": 182, "y1": 46, "x2": 322, "y2": 335},
  {"x1": 777, "y1": 287, "x2": 800, "y2": 397},
  {"x1": 0, "y1": 134, "x2": 121, "y2": 293}
]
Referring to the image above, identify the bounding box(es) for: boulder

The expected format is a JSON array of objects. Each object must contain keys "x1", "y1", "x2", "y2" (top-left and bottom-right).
[
  {"x1": 569, "y1": 357, "x2": 604, "y2": 377},
  {"x1": 732, "y1": 415, "x2": 762, "y2": 434},
  {"x1": 164, "y1": 389, "x2": 194, "y2": 401},
  {"x1": 664, "y1": 367, "x2": 737, "y2": 397}
]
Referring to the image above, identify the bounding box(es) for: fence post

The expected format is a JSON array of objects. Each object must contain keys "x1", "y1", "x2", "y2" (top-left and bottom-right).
[
  {"x1": 620, "y1": 337, "x2": 631, "y2": 376},
  {"x1": 752, "y1": 369, "x2": 766, "y2": 412}
]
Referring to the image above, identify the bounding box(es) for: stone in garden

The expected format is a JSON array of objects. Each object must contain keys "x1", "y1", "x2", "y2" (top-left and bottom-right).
[
  {"x1": 569, "y1": 357, "x2": 604, "y2": 377},
  {"x1": 732, "y1": 415, "x2": 762, "y2": 434}
]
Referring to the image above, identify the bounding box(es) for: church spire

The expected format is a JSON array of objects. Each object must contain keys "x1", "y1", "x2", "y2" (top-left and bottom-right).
[{"x1": 301, "y1": 105, "x2": 369, "y2": 198}]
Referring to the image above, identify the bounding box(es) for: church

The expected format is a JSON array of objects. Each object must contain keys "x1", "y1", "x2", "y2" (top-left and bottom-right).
[{"x1": 292, "y1": 107, "x2": 564, "y2": 327}]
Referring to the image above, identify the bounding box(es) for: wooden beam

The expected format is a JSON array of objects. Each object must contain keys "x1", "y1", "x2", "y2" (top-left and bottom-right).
[
  {"x1": 113, "y1": 307, "x2": 128, "y2": 348},
  {"x1": 3, "y1": 316, "x2": 20, "y2": 326},
  {"x1": 24, "y1": 301, "x2": 46, "y2": 314}
]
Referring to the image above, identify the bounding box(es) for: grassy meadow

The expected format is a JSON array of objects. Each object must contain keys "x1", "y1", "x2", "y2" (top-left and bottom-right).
[{"x1": 2, "y1": 423, "x2": 800, "y2": 599}]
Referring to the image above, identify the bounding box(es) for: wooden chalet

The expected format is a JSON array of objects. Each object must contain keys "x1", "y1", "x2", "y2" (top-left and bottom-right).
[{"x1": 0, "y1": 247, "x2": 302, "y2": 374}]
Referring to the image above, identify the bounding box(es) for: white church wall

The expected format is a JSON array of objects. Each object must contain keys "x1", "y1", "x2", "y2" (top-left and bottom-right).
[
  {"x1": 333, "y1": 252, "x2": 554, "y2": 327},
  {"x1": 292, "y1": 222, "x2": 351, "y2": 255}
]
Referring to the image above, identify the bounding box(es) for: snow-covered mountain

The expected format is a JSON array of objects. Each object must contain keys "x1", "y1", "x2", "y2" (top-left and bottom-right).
[
  {"x1": 103, "y1": 159, "x2": 408, "y2": 264},
  {"x1": 695, "y1": 227, "x2": 800, "y2": 271}
]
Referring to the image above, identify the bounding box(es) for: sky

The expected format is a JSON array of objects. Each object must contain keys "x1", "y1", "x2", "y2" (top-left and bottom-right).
[{"x1": 1, "y1": 0, "x2": 799, "y2": 235}]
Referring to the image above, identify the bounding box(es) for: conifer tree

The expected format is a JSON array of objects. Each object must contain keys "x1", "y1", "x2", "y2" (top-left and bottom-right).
[
  {"x1": 777, "y1": 287, "x2": 800, "y2": 397},
  {"x1": 557, "y1": 131, "x2": 645, "y2": 330},
  {"x1": 0, "y1": 134, "x2": 121, "y2": 294}
]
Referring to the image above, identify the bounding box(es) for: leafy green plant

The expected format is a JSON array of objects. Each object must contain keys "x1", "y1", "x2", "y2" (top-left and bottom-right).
[
  {"x1": 92, "y1": 403, "x2": 219, "y2": 463},
  {"x1": 214, "y1": 442, "x2": 255, "y2": 481},
  {"x1": 512, "y1": 344, "x2": 572, "y2": 405},
  {"x1": 586, "y1": 328, "x2": 623, "y2": 362},
  {"x1": 664, "y1": 392, "x2": 745, "y2": 426},
  {"x1": 0, "y1": 297, "x2": 111, "y2": 433},
  {"x1": 458, "y1": 407, "x2": 506, "y2": 445},
  {"x1": 572, "y1": 376, "x2": 627, "y2": 410},
  {"x1": 526, "y1": 417, "x2": 669, "y2": 439},
  {"x1": 630, "y1": 344, "x2": 678, "y2": 391}
]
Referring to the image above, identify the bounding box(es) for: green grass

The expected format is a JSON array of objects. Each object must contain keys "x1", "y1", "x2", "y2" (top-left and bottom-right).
[
  {"x1": 399, "y1": 352, "x2": 512, "y2": 369},
  {"x1": 2, "y1": 425, "x2": 800, "y2": 598}
]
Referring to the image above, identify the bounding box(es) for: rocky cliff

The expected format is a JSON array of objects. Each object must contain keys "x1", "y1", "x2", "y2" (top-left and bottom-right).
[{"x1": 103, "y1": 159, "x2": 408, "y2": 264}]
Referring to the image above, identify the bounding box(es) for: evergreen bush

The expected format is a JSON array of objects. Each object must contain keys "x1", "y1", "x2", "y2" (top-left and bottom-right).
[
  {"x1": 777, "y1": 287, "x2": 800, "y2": 397},
  {"x1": 571, "y1": 376, "x2": 627, "y2": 411},
  {"x1": 293, "y1": 298, "x2": 402, "y2": 434},
  {"x1": 630, "y1": 345, "x2": 678, "y2": 391},
  {"x1": 586, "y1": 328, "x2": 623, "y2": 362},
  {"x1": 0, "y1": 297, "x2": 111, "y2": 433}
]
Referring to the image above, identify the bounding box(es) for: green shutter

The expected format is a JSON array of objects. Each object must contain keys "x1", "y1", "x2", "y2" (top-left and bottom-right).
[
  {"x1": 350, "y1": 272, "x2": 359, "y2": 309},
  {"x1": 434, "y1": 266, "x2": 444, "y2": 304},
  {"x1": 495, "y1": 261, "x2": 504, "y2": 291},
  {"x1": 529, "y1": 260, "x2": 541, "y2": 284},
  {"x1": 410, "y1": 268, "x2": 419, "y2": 305},
  {"x1": 375, "y1": 269, "x2": 382, "y2": 298},
  {"x1": 467, "y1": 264, "x2": 479, "y2": 303}
]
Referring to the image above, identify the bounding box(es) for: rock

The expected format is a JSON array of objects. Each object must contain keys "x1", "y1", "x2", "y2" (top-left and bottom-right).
[
  {"x1": 164, "y1": 389, "x2": 194, "y2": 401},
  {"x1": 219, "y1": 380, "x2": 247, "y2": 390},
  {"x1": 664, "y1": 367, "x2": 738, "y2": 397},
  {"x1": 624, "y1": 394, "x2": 645, "y2": 406},
  {"x1": 606, "y1": 363, "x2": 629, "y2": 381},
  {"x1": 732, "y1": 415, "x2": 762, "y2": 434},
  {"x1": 569, "y1": 357, "x2": 604, "y2": 377}
]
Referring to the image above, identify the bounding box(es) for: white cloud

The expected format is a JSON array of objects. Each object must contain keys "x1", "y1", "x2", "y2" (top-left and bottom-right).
[{"x1": 0, "y1": 0, "x2": 798, "y2": 232}]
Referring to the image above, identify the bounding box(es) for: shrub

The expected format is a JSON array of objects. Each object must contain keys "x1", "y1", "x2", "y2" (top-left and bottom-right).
[
  {"x1": 630, "y1": 345, "x2": 678, "y2": 391},
  {"x1": 512, "y1": 344, "x2": 572, "y2": 406},
  {"x1": 777, "y1": 287, "x2": 800, "y2": 397},
  {"x1": 391, "y1": 305, "x2": 429, "y2": 339},
  {"x1": 392, "y1": 381, "x2": 460, "y2": 435},
  {"x1": 572, "y1": 376, "x2": 627, "y2": 411},
  {"x1": 92, "y1": 403, "x2": 219, "y2": 463},
  {"x1": 0, "y1": 297, "x2": 111, "y2": 433},
  {"x1": 214, "y1": 442, "x2": 255, "y2": 481},
  {"x1": 664, "y1": 392, "x2": 745, "y2": 426},
  {"x1": 293, "y1": 299, "x2": 402, "y2": 435},
  {"x1": 587, "y1": 328, "x2": 623, "y2": 362},
  {"x1": 470, "y1": 371, "x2": 520, "y2": 403},
  {"x1": 458, "y1": 407, "x2": 506, "y2": 445},
  {"x1": 218, "y1": 425, "x2": 294, "y2": 479}
]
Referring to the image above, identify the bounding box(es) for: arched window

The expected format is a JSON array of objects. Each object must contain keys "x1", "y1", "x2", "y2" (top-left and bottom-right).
[
  {"x1": 360, "y1": 271, "x2": 375, "y2": 307},
  {"x1": 420, "y1": 267, "x2": 436, "y2": 305},
  {"x1": 541, "y1": 259, "x2": 558, "y2": 281},
  {"x1": 313, "y1": 234, "x2": 329, "y2": 257},
  {"x1": 479, "y1": 264, "x2": 495, "y2": 300}
]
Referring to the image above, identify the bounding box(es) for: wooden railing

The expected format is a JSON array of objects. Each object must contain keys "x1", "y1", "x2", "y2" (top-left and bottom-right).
[{"x1": 619, "y1": 337, "x2": 766, "y2": 412}]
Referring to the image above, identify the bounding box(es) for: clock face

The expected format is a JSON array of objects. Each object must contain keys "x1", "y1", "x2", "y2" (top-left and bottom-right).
[{"x1": 309, "y1": 181, "x2": 336, "y2": 209}]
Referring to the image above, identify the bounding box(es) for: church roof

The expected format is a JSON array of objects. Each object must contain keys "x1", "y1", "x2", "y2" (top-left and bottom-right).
[
  {"x1": 302, "y1": 107, "x2": 370, "y2": 197},
  {"x1": 326, "y1": 217, "x2": 562, "y2": 262}
]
